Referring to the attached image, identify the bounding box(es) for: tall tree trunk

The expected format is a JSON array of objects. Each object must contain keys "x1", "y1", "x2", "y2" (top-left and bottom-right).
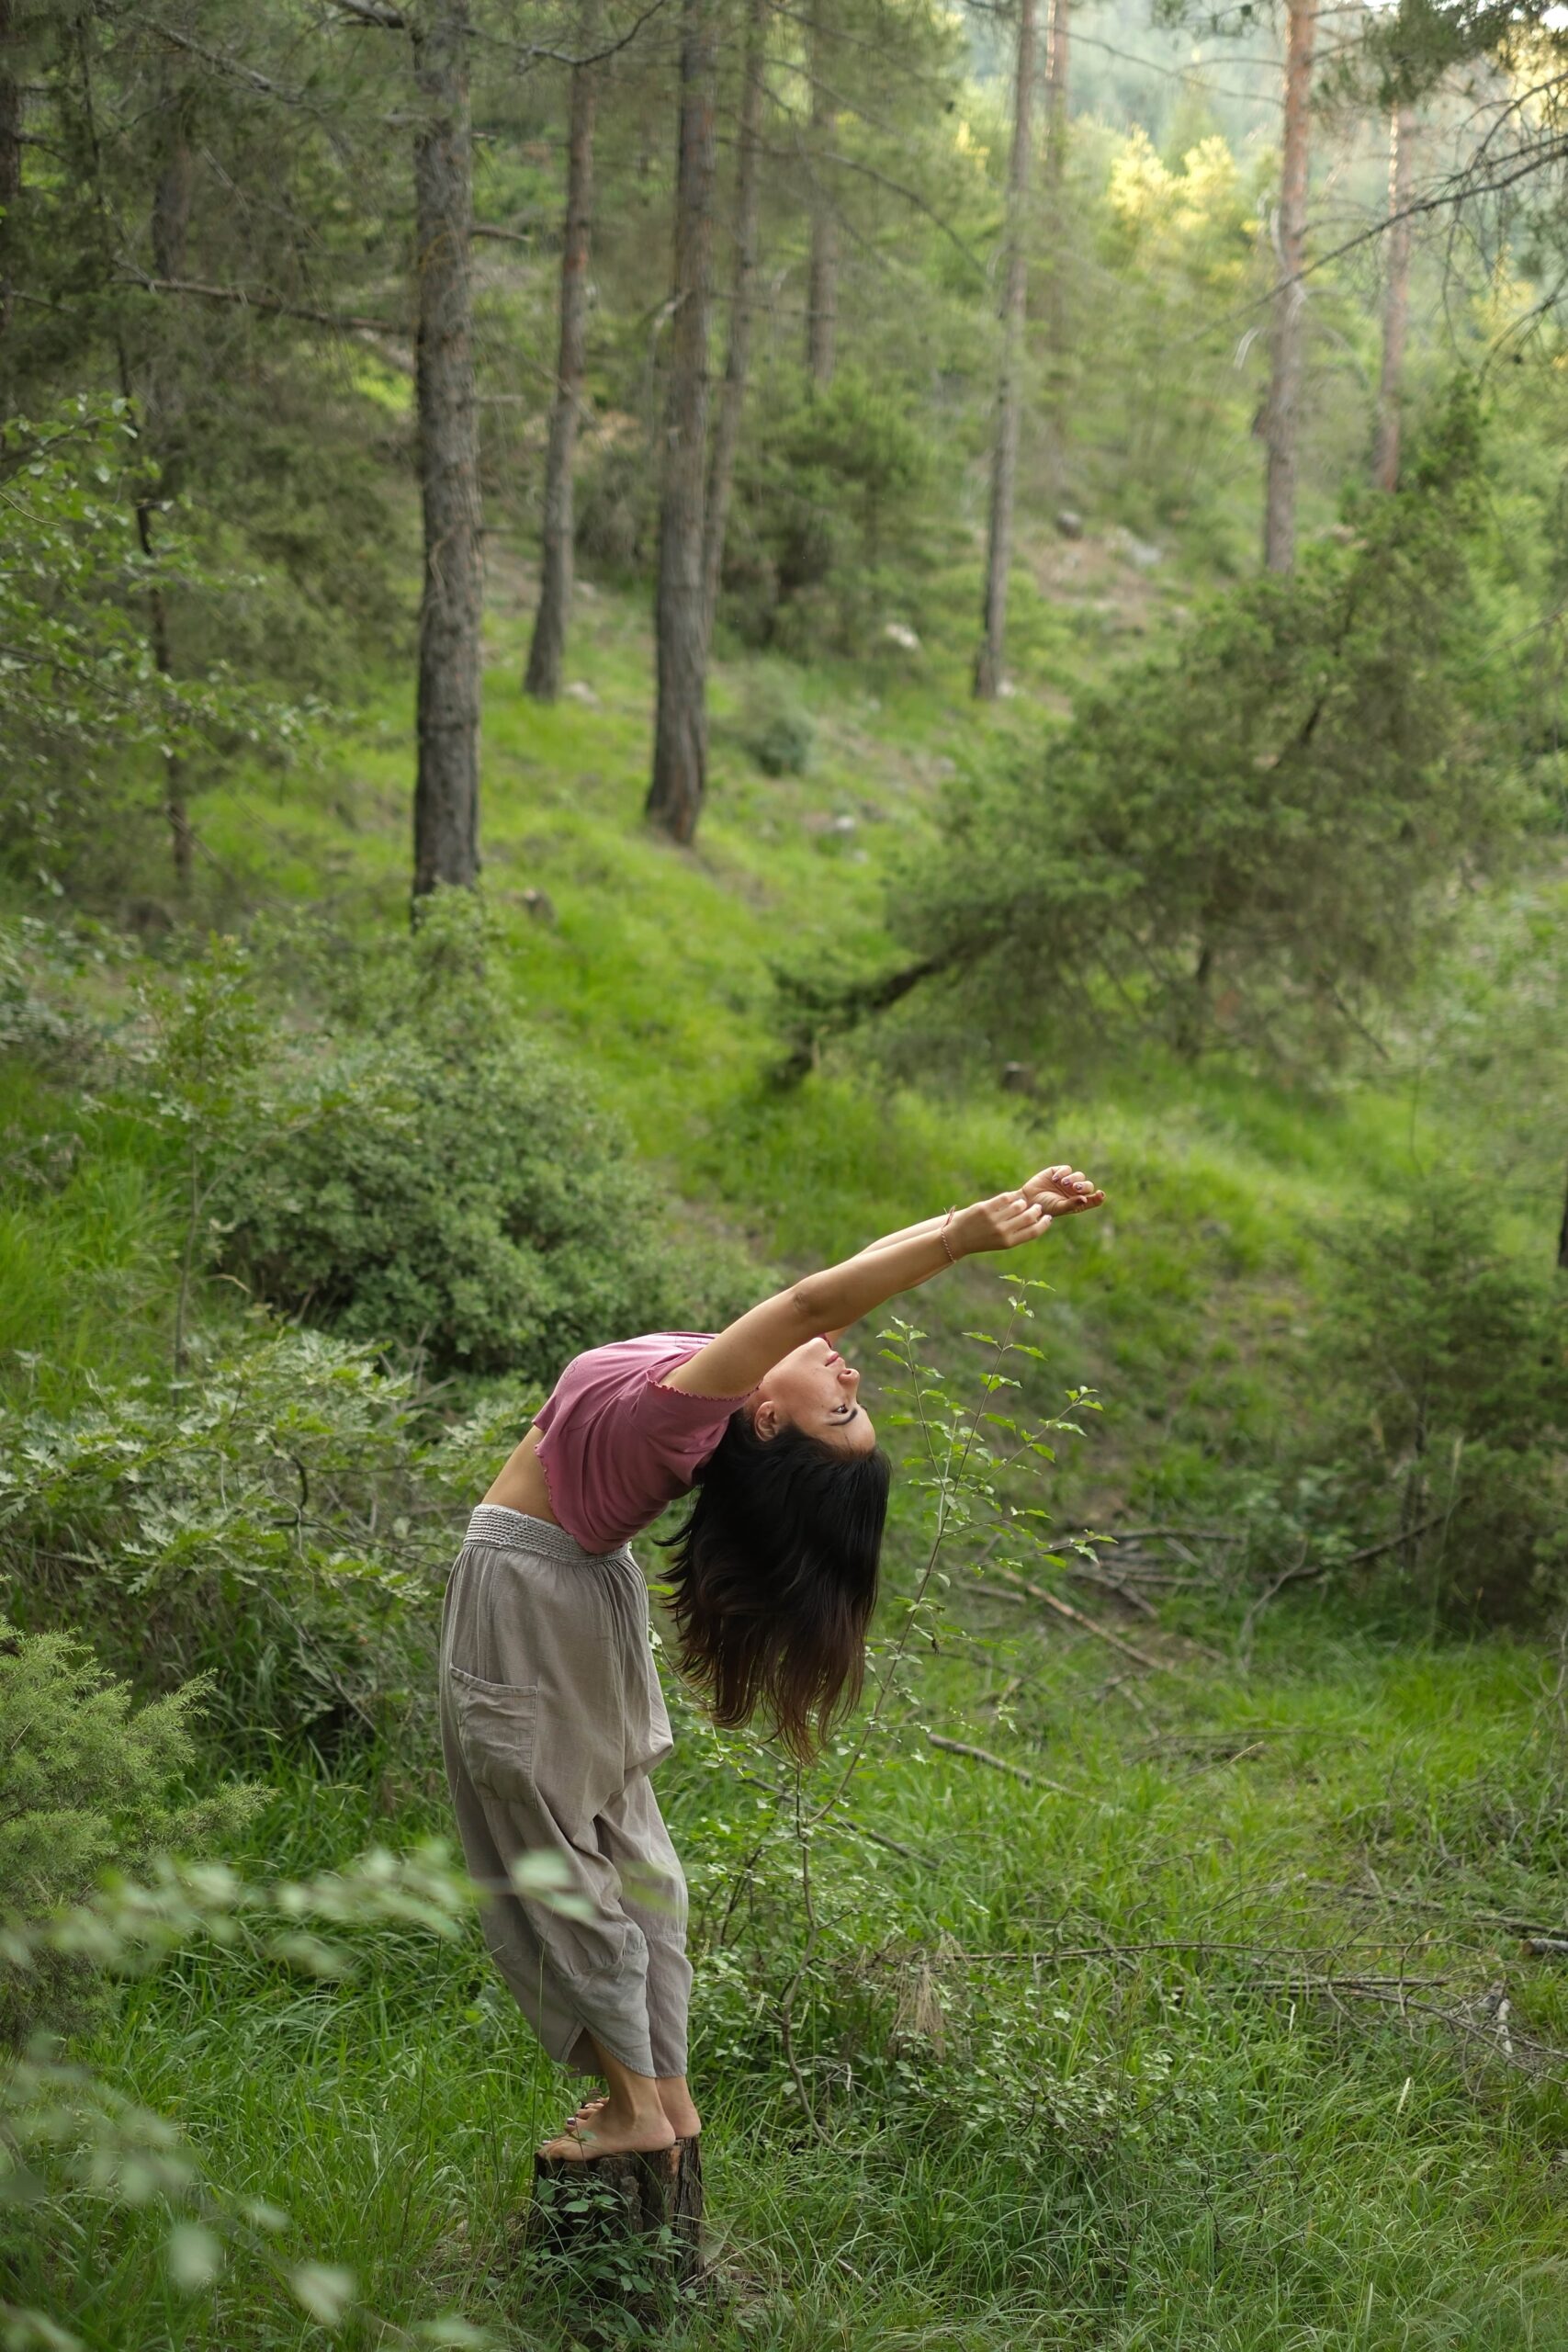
[
  {"x1": 804, "y1": 0, "x2": 835, "y2": 386},
  {"x1": 1261, "y1": 0, "x2": 1315, "y2": 574},
  {"x1": 975, "y1": 0, "x2": 1036, "y2": 702},
  {"x1": 412, "y1": 0, "x2": 482, "y2": 899},
  {"x1": 75, "y1": 20, "x2": 193, "y2": 892},
  {"x1": 149, "y1": 75, "x2": 194, "y2": 890},
  {"x1": 701, "y1": 0, "x2": 764, "y2": 647},
  {"x1": 1042, "y1": 0, "x2": 1068, "y2": 328},
  {"x1": 645, "y1": 0, "x2": 716, "y2": 843},
  {"x1": 525, "y1": 8, "x2": 599, "y2": 702},
  {"x1": 0, "y1": 0, "x2": 21, "y2": 378},
  {"x1": 1371, "y1": 102, "x2": 1414, "y2": 492}
]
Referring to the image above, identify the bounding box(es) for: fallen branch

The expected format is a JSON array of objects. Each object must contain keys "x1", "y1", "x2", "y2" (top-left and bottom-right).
[
  {"x1": 993, "y1": 1566, "x2": 1174, "y2": 1675},
  {"x1": 1107, "y1": 1526, "x2": 1243, "y2": 1544},
  {"x1": 1302, "y1": 1879, "x2": 1568, "y2": 1946},
  {"x1": 926, "y1": 1732, "x2": 1068, "y2": 1794}
]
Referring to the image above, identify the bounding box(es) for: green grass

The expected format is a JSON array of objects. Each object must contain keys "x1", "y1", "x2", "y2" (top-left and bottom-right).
[
  {"x1": 8, "y1": 566, "x2": 1568, "y2": 2348},
  {"x1": 16, "y1": 1627, "x2": 1568, "y2": 2349}
]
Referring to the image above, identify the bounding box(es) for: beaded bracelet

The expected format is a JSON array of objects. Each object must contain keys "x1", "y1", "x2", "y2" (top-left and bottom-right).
[{"x1": 940, "y1": 1205, "x2": 959, "y2": 1263}]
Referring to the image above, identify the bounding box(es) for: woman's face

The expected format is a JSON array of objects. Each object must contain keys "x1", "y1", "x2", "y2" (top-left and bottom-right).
[{"x1": 751, "y1": 1336, "x2": 877, "y2": 1454}]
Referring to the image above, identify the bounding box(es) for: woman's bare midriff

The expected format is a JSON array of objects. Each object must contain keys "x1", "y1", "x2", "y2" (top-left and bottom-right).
[{"x1": 481, "y1": 1423, "x2": 559, "y2": 1522}]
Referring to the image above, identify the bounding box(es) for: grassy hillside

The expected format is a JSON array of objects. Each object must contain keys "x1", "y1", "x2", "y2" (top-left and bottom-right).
[
  {"x1": 10, "y1": 554, "x2": 1568, "y2": 2352},
  {"x1": 190, "y1": 533, "x2": 1443, "y2": 1498}
]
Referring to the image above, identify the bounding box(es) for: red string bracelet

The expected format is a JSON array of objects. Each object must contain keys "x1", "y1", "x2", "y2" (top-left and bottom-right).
[{"x1": 940, "y1": 1205, "x2": 959, "y2": 1263}]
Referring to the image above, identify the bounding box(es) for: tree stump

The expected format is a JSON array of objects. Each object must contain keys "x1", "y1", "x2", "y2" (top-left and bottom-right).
[{"x1": 527, "y1": 2137, "x2": 706, "y2": 2298}]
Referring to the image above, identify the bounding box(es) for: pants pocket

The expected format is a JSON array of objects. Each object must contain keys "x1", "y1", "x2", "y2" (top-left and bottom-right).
[{"x1": 447, "y1": 1665, "x2": 538, "y2": 1804}]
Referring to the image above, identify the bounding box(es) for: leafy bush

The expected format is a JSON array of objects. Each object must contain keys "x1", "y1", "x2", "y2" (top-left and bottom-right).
[
  {"x1": 574, "y1": 429, "x2": 657, "y2": 577},
  {"x1": 724, "y1": 369, "x2": 935, "y2": 650},
  {"x1": 0, "y1": 1323, "x2": 496, "y2": 1749},
  {"x1": 1, "y1": 402, "x2": 308, "y2": 894},
  {"x1": 204, "y1": 896, "x2": 755, "y2": 1383},
  {"x1": 878, "y1": 390, "x2": 1513, "y2": 1068},
  {"x1": 0, "y1": 1623, "x2": 258, "y2": 2047},
  {"x1": 1311, "y1": 1188, "x2": 1568, "y2": 1623},
  {"x1": 211, "y1": 1030, "x2": 750, "y2": 1382},
  {"x1": 737, "y1": 670, "x2": 816, "y2": 776}
]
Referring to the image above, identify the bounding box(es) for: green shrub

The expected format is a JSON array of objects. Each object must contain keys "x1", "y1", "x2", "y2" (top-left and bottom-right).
[
  {"x1": 0, "y1": 1622, "x2": 258, "y2": 2047},
  {"x1": 0, "y1": 1325, "x2": 473, "y2": 1750},
  {"x1": 725, "y1": 368, "x2": 935, "y2": 650},
  {"x1": 738, "y1": 670, "x2": 816, "y2": 776},
  {"x1": 1312, "y1": 1188, "x2": 1568, "y2": 1623},
  {"x1": 210, "y1": 1030, "x2": 750, "y2": 1382},
  {"x1": 882, "y1": 389, "x2": 1513, "y2": 1069},
  {"x1": 197, "y1": 894, "x2": 755, "y2": 1383}
]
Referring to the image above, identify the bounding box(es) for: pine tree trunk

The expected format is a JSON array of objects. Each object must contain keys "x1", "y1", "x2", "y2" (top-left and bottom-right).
[
  {"x1": 805, "y1": 0, "x2": 835, "y2": 387},
  {"x1": 645, "y1": 0, "x2": 716, "y2": 844},
  {"x1": 1041, "y1": 0, "x2": 1069, "y2": 338},
  {"x1": 975, "y1": 0, "x2": 1036, "y2": 702},
  {"x1": 529, "y1": 2138, "x2": 706, "y2": 2302},
  {"x1": 701, "y1": 0, "x2": 764, "y2": 648},
  {"x1": 1261, "y1": 0, "x2": 1315, "y2": 574},
  {"x1": 0, "y1": 0, "x2": 21, "y2": 375},
  {"x1": 412, "y1": 0, "x2": 482, "y2": 900},
  {"x1": 148, "y1": 73, "x2": 194, "y2": 895},
  {"x1": 525, "y1": 9, "x2": 598, "y2": 702},
  {"x1": 1371, "y1": 102, "x2": 1414, "y2": 493}
]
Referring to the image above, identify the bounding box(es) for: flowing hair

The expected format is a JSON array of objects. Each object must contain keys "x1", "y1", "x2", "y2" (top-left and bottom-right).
[{"x1": 660, "y1": 1411, "x2": 891, "y2": 1763}]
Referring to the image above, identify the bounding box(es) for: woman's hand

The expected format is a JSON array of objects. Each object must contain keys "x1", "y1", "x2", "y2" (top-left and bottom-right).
[
  {"x1": 951, "y1": 1167, "x2": 1105, "y2": 1258},
  {"x1": 951, "y1": 1191, "x2": 1055, "y2": 1256},
  {"x1": 1021, "y1": 1163, "x2": 1104, "y2": 1218}
]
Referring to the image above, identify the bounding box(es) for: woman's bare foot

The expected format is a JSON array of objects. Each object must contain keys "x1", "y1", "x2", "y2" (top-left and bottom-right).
[
  {"x1": 537, "y1": 2094, "x2": 676, "y2": 2164},
  {"x1": 557, "y1": 2082, "x2": 700, "y2": 2141},
  {"x1": 655, "y1": 2076, "x2": 701, "y2": 2140}
]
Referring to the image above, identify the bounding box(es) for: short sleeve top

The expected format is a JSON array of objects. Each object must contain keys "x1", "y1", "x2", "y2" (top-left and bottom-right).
[{"x1": 532, "y1": 1332, "x2": 755, "y2": 1555}]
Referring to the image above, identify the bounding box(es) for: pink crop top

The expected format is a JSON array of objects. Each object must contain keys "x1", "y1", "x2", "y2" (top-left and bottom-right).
[{"x1": 532, "y1": 1332, "x2": 755, "y2": 1555}]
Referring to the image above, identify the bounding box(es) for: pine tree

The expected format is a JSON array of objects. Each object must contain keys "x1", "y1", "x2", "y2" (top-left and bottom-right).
[
  {"x1": 1262, "y1": 0, "x2": 1316, "y2": 573},
  {"x1": 411, "y1": 0, "x2": 482, "y2": 899},
  {"x1": 975, "y1": 0, "x2": 1037, "y2": 702},
  {"x1": 525, "y1": 4, "x2": 600, "y2": 703},
  {"x1": 646, "y1": 0, "x2": 717, "y2": 843}
]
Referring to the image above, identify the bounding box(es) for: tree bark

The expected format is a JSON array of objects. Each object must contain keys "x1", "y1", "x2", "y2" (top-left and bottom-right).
[
  {"x1": 701, "y1": 0, "x2": 765, "y2": 648},
  {"x1": 645, "y1": 0, "x2": 716, "y2": 844},
  {"x1": 412, "y1": 0, "x2": 482, "y2": 899},
  {"x1": 1261, "y1": 0, "x2": 1314, "y2": 574},
  {"x1": 804, "y1": 0, "x2": 835, "y2": 386},
  {"x1": 0, "y1": 0, "x2": 21, "y2": 374},
  {"x1": 147, "y1": 71, "x2": 195, "y2": 894},
  {"x1": 1371, "y1": 102, "x2": 1414, "y2": 493},
  {"x1": 974, "y1": 0, "x2": 1036, "y2": 702},
  {"x1": 525, "y1": 8, "x2": 599, "y2": 702},
  {"x1": 529, "y1": 2139, "x2": 706, "y2": 2304},
  {"x1": 1040, "y1": 0, "x2": 1070, "y2": 451}
]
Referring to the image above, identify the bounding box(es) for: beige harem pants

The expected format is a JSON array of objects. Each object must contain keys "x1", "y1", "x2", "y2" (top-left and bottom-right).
[{"x1": 439, "y1": 1502, "x2": 692, "y2": 2079}]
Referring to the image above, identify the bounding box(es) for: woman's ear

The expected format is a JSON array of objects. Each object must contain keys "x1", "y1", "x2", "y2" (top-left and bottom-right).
[{"x1": 751, "y1": 1396, "x2": 783, "y2": 1440}]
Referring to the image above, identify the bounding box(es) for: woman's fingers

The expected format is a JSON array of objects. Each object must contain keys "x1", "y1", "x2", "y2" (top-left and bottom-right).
[
  {"x1": 1021, "y1": 1164, "x2": 1104, "y2": 1216},
  {"x1": 998, "y1": 1193, "x2": 1050, "y2": 1247}
]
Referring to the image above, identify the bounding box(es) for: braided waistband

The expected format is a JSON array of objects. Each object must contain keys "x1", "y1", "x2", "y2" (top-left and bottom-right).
[{"x1": 462, "y1": 1501, "x2": 633, "y2": 1568}]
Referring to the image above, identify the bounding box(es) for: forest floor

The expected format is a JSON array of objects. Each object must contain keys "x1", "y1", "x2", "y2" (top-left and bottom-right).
[{"x1": 11, "y1": 553, "x2": 1568, "y2": 2349}]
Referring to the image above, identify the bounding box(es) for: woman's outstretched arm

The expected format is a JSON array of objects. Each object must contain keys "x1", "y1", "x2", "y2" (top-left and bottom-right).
[
  {"x1": 851, "y1": 1167, "x2": 1102, "y2": 1259},
  {"x1": 664, "y1": 1169, "x2": 1104, "y2": 1401}
]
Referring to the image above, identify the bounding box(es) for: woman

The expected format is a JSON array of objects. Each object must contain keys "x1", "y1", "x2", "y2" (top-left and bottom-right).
[{"x1": 440, "y1": 1163, "x2": 1104, "y2": 2164}]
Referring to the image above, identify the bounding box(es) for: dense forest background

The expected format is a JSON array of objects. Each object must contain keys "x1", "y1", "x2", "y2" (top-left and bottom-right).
[{"x1": 6, "y1": 0, "x2": 1568, "y2": 2343}]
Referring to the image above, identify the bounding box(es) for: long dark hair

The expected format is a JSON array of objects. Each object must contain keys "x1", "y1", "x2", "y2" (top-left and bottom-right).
[{"x1": 661, "y1": 1411, "x2": 891, "y2": 1762}]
